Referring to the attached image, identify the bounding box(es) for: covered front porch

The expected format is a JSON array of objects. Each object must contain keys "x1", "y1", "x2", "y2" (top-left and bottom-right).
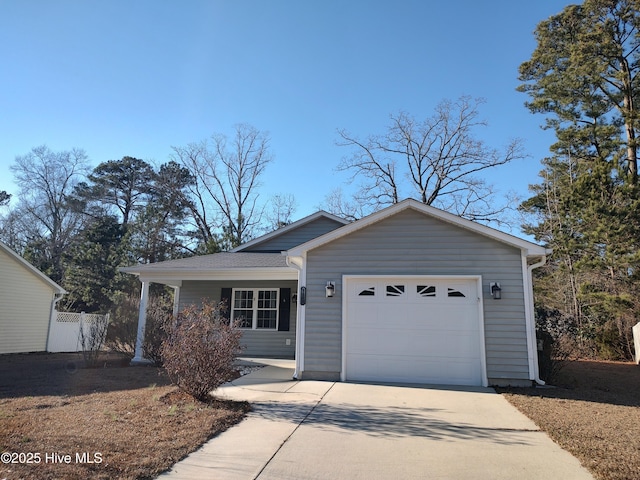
[{"x1": 120, "y1": 252, "x2": 299, "y2": 364}]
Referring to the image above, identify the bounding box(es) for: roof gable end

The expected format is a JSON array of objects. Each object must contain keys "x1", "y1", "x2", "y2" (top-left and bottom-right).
[
  {"x1": 285, "y1": 199, "x2": 549, "y2": 258},
  {"x1": 232, "y1": 210, "x2": 349, "y2": 252},
  {"x1": 0, "y1": 241, "x2": 66, "y2": 294}
]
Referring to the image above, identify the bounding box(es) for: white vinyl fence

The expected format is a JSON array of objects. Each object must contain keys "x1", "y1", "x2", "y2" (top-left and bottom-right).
[{"x1": 47, "y1": 312, "x2": 110, "y2": 353}]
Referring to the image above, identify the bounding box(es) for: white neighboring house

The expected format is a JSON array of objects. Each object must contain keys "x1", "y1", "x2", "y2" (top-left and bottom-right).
[{"x1": 0, "y1": 241, "x2": 66, "y2": 354}]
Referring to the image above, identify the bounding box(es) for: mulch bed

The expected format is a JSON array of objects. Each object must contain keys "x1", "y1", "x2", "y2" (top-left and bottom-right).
[
  {"x1": 0, "y1": 352, "x2": 249, "y2": 480},
  {"x1": 498, "y1": 360, "x2": 640, "y2": 480}
]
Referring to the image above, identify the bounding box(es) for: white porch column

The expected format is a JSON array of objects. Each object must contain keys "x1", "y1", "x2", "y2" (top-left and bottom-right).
[{"x1": 131, "y1": 280, "x2": 151, "y2": 365}]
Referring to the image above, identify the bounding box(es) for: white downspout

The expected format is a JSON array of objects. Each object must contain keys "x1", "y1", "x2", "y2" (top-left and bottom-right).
[
  {"x1": 285, "y1": 254, "x2": 306, "y2": 379},
  {"x1": 524, "y1": 255, "x2": 548, "y2": 386}
]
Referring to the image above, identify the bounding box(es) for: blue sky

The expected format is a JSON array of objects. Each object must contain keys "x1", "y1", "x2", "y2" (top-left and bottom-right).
[{"x1": 0, "y1": 1, "x2": 574, "y2": 234}]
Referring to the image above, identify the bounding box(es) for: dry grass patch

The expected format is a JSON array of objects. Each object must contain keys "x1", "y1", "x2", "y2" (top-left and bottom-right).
[
  {"x1": 499, "y1": 360, "x2": 640, "y2": 480},
  {"x1": 0, "y1": 353, "x2": 249, "y2": 480}
]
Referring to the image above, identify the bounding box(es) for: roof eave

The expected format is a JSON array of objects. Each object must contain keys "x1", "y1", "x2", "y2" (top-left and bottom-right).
[
  {"x1": 525, "y1": 247, "x2": 552, "y2": 260},
  {"x1": 128, "y1": 267, "x2": 298, "y2": 283}
]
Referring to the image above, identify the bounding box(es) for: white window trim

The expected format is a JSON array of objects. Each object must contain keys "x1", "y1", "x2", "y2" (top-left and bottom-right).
[{"x1": 231, "y1": 288, "x2": 280, "y2": 330}]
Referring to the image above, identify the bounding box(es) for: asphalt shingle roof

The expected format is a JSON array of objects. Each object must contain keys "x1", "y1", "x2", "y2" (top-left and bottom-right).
[{"x1": 121, "y1": 252, "x2": 288, "y2": 273}]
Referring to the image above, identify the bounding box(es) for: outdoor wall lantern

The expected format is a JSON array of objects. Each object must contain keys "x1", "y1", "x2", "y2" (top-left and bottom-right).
[
  {"x1": 490, "y1": 282, "x2": 502, "y2": 300},
  {"x1": 325, "y1": 281, "x2": 336, "y2": 298}
]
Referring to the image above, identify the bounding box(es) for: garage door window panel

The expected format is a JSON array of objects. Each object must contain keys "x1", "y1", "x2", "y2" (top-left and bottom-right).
[
  {"x1": 386, "y1": 285, "x2": 405, "y2": 297},
  {"x1": 358, "y1": 287, "x2": 376, "y2": 296},
  {"x1": 447, "y1": 287, "x2": 466, "y2": 298},
  {"x1": 417, "y1": 285, "x2": 436, "y2": 297}
]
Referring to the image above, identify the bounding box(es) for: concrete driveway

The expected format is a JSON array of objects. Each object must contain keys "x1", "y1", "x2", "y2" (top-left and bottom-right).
[{"x1": 159, "y1": 359, "x2": 594, "y2": 480}]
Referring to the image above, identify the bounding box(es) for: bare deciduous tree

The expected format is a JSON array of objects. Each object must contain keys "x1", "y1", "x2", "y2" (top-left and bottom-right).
[
  {"x1": 265, "y1": 193, "x2": 297, "y2": 231},
  {"x1": 172, "y1": 124, "x2": 273, "y2": 249},
  {"x1": 335, "y1": 96, "x2": 527, "y2": 223},
  {"x1": 7, "y1": 145, "x2": 90, "y2": 281},
  {"x1": 321, "y1": 188, "x2": 368, "y2": 222},
  {"x1": 170, "y1": 140, "x2": 219, "y2": 249}
]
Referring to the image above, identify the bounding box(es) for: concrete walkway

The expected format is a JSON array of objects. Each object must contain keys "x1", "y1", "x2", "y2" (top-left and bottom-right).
[{"x1": 159, "y1": 359, "x2": 594, "y2": 480}]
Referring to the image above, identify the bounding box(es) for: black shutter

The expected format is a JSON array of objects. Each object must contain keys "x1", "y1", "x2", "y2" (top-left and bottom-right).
[
  {"x1": 278, "y1": 288, "x2": 291, "y2": 331},
  {"x1": 220, "y1": 288, "x2": 232, "y2": 321}
]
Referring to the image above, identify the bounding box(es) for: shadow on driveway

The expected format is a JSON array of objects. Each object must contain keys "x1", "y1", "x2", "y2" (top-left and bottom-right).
[{"x1": 252, "y1": 397, "x2": 536, "y2": 446}]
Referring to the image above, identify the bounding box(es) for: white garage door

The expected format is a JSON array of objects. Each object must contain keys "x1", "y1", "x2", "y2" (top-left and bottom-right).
[{"x1": 344, "y1": 276, "x2": 484, "y2": 386}]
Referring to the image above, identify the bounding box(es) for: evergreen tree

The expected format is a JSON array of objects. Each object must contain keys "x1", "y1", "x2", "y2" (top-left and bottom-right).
[
  {"x1": 62, "y1": 216, "x2": 131, "y2": 313},
  {"x1": 519, "y1": 0, "x2": 640, "y2": 359},
  {"x1": 518, "y1": 0, "x2": 640, "y2": 183},
  {"x1": 73, "y1": 156, "x2": 156, "y2": 226}
]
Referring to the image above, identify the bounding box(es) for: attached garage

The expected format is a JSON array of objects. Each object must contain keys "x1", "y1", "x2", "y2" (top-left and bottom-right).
[
  {"x1": 286, "y1": 199, "x2": 551, "y2": 387},
  {"x1": 343, "y1": 276, "x2": 486, "y2": 386}
]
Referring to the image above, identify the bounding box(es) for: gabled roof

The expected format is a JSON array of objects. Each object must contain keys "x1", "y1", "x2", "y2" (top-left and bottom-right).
[
  {"x1": 121, "y1": 252, "x2": 289, "y2": 274},
  {"x1": 119, "y1": 211, "x2": 350, "y2": 284},
  {"x1": 285, "y1": 199, "x2": 550, "y2": 259},
  {"x1": 232, "y1": 211, "x2": 349, "y2": 252},
  {"x1": 0, "y1": 241, "x2": 66, "y2": 294}
]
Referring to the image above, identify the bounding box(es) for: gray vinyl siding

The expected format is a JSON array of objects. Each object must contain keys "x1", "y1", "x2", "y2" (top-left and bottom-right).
[
  {"x1": 179, "y1": 280, "x2": 297, "y2": 358},
  {"x1": 242, "y1": 217, "x2": 345, "y2": 252},
  {"x1": 0, "y1": 249, "x2": 55, "y2": 354},
  {"x1": 302, "y1": 209, "x2": 530, "y2": 384}
]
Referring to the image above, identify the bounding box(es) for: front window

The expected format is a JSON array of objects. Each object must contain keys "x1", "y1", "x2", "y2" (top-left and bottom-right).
[{"x1": 232, "y1": 289, "x2": 279, "y2": 330}]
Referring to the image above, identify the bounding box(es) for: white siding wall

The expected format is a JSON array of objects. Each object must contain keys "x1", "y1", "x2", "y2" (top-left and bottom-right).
[
  {"x1": 179, "y1": 280, "x2": 297, "y2": 358},
  {"x1": 0, "y1": 249, "x2": 54, "y2": 354},
  {"x1": 302, "y1": 209, "x2": 530, "y2": 384}
]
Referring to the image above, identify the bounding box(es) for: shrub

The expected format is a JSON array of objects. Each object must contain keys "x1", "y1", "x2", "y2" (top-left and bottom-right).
[
  {"x1": 79, "y1": 313, "x2": 110, "y2": 367},
  {"x1": 595, "y1": 319, "x2": 629, "y2": 361},
  {"x1": 106, "y1": 294, "x2": 139, "y2": 357},
  {"x1": 161, "y1": 300, "x2": 243, "y2": 401},
  {"x1": 537, "y1": 331, "x2": 575, "y2": 384},
  {"x1": 535, "y1": 306, "x2": 582, "y2": 383}
]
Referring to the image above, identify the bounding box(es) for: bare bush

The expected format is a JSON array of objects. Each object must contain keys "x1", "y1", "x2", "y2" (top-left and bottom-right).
[
  {"x1": 161, "y1": 300, "x2": 243, "y2": 401},
  {"x1": 106, "y1": 294, "x2": 139, "y2": 357},
  {"x1": 79, "y1": 313, "x2": 110, "y2": 367}
]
